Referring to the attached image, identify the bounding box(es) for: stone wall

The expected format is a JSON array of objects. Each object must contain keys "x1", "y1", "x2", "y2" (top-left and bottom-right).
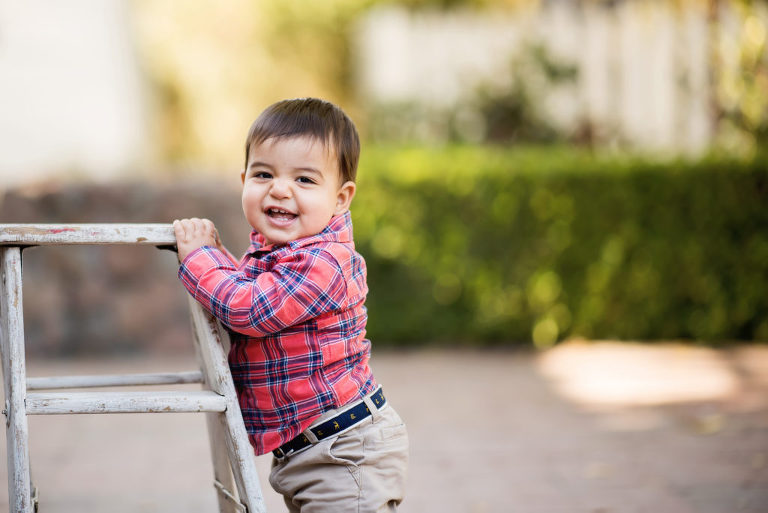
[{"x1": 1, "y1": 181, "x2": 250, "y2": 357}]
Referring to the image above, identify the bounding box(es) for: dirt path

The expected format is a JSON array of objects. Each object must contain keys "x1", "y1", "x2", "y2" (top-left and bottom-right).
[{"x1": 1, "y1": 343, "x2": 766, "y2": 512}]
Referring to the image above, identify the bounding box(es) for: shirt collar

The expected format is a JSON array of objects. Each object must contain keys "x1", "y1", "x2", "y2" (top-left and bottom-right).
[{"x1": 246, "y1": 211, "x2": 354, "y2": 255}]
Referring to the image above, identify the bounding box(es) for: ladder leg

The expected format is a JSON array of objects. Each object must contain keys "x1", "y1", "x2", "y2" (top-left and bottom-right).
[
  {"x1": 189, "y1": 298, "x2": 266, "y2": 513},
  {"x1": 221, "y1": 400, "x2": 265, "y2": 513},
  {"x1": 29, "y1": 462, "x2": 38, "y2": 513},
  {"x1": 1, "y1": 247, "x2": 34, "y2": 513},
  {"x1": 207, "y1": 412, "x2": 240, "y2": 513}
]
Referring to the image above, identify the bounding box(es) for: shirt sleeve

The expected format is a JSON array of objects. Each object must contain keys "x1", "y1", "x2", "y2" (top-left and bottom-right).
[
  {"x1": 178, "y1": 246, "x2": 348, "y2": 336},
  {"x1": 218, "y1": 245, "x2": 239, "y2": 266}
]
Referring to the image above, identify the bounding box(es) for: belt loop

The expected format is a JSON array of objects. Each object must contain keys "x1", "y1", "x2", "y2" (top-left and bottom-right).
[
  {"x1": 303, "y1": 427, "x2": 319, "y2": 444},
  {"x1": 363, "y1": 393, "x2": 381, "y2": 421}
]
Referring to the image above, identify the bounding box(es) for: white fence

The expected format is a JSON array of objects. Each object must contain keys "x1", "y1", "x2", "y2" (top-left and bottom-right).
[{"x1": 355, "y1": 2, "x2": 763, "y2": 155}]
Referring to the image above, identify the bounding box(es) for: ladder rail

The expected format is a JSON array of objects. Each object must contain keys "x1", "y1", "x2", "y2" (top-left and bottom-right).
[
  {"x1": 26, "y1": 390, "x2": 227, "y2": 415},
  {"x1": 0, "y1": 223, "x2": 176, "y2": 247},
  {"x1": 26, "y1": 370, "x2": 204, "y2": 390},
  {"x1": 190, "y1": 297, "x2": 267, "y2": 513}
]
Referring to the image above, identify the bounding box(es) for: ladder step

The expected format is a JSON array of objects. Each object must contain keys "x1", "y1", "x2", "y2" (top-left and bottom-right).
[
  {"x1": 26, "y1": 371, "x2": 204, "y2": 390},
  {"x1": 26, "y1": 390, "x2": 227, "y2": 415}
]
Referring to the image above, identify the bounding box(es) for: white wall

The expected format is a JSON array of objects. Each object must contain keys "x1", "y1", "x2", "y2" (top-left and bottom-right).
[{"x1": 0, "y1": 0, "x2": 148, "y2": 187}]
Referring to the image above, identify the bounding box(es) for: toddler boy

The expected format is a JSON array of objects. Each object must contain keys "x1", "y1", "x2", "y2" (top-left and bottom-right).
[{"x1": 173, "y1": 98, "x2": 408, "y2": 513}]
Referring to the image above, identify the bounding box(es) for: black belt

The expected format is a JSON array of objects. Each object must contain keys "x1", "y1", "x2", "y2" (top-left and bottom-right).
[{"x1": 273, "y1": 388, "x2": 386, "y2": 459}]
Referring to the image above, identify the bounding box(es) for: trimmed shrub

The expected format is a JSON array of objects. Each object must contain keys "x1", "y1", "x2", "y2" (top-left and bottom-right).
[{"x1": 354, "y1": 146, "x2": 768, "y2": 347}]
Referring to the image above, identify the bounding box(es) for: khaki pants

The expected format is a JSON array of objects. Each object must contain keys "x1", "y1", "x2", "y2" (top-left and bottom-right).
[{"x1": 269, "y1": 394, "x2": 409, "y2": 513}]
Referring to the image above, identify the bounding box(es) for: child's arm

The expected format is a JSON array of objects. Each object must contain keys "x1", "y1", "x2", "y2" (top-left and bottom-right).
[
  {"x1": 173, "y1": 218, "x2": 236, "y2": 265},
  {"x1": 178, "y1": 244, "x2": 351, "y2": 337}
]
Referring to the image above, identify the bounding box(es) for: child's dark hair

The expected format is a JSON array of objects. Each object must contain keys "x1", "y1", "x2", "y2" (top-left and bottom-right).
[{"x1": 244, "y1": 98, "x2": 360, "y2": 183}]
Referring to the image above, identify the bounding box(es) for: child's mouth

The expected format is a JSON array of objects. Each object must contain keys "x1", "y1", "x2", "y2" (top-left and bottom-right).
[{"x1": 266, "y1": 208, "x2": 298, "y2": 222}]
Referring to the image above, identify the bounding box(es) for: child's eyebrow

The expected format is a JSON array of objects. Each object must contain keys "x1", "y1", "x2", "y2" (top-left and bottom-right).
[
  {"x1": 248, "y1": 161, "x2": 273, "y2": 169},
  {"x1": 247, "y1": 162, "x2": 322, "y2": 176},
  {"x1": 295, "y1": 166, "x2": 322, "y2": 176}
]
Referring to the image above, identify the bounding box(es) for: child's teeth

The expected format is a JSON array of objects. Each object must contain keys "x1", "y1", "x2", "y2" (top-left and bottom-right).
[{"x1": 269, "y1": 208, "x2": 294, "y2": 218}]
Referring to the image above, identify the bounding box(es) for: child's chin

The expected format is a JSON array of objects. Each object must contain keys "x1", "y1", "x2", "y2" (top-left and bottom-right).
[{"x1": 263, "y1": 232, "x2": 292, "y2": 246}]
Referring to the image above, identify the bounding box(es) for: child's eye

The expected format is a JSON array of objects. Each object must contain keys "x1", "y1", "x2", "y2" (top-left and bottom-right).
[
  {"x1": 297, "y1": 176, "x2": 316, "y2": 184},
  {"x1": 252, "y1": 171, "x2": 272, "y2": 179}
]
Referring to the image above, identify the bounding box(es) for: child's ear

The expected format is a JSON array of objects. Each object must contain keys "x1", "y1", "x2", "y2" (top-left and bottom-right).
[
  {"x1": 240, "y1": 169, "x2": 246, "y2": 185},
  {"x1": 334, "y1": 181, "x2": 356, "y2": 215}
]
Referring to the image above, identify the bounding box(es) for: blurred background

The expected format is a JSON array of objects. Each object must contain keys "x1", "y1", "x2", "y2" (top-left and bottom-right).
[
  {"x1": 1, "y1": 0, "x2": 767, "y2": 512},
  {"x1": 1, "y1": 0, "x2": 767, "y2": 352}
]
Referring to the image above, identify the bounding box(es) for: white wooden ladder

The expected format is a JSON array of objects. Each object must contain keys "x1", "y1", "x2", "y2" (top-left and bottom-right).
[{"x1": 0, "y1": 224, "x2": 266, "y2": 513}]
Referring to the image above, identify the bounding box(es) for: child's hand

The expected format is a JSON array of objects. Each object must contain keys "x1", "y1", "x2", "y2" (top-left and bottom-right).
[{"x1": 173, "y1": 218, "x2": 222, "y2": 261}]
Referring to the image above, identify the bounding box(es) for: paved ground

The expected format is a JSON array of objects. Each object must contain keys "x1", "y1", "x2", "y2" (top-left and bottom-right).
[{"x1": 1, "y1": 342, "x2": 767, "y2": 512}]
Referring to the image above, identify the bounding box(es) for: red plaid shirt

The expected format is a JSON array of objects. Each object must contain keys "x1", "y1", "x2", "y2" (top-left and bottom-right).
[{"x1": 178, "y1": 212, "x2": 376, "y2": 455}]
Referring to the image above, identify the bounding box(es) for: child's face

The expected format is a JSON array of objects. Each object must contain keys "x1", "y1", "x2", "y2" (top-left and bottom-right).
[{"x1": 241, "y1": 135, "x2": 355, "y2": 247}]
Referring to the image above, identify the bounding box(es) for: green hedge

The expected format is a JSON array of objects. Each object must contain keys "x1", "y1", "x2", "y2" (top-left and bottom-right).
[{"x1": 352, "y1": 145, "x2": 768, "y2": 347}]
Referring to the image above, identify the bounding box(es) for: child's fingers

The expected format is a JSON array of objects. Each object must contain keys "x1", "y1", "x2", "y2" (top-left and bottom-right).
[
  {"x1": 174, "y1": 218, "x2": 217, "y2": 242},
  {"x1": 172, "y1": 219, "x2": 187, "y2": 241},
  {"x1": 188, "y1": 217, "x2": 202, "y2": 235},
  {"x1": 174, "y1": 219, "x2": 198, "y2": 241},
  {"x1": 194, "y1": 219, "x2": 216, "y2": 241},
  {"x1": 190, "y1": 218, "x2": 212, "y2": 237}
]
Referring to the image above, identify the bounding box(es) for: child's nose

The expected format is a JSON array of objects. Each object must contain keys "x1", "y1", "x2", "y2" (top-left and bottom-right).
[{"x1": 269, "y1": 178, "x2": 292, "y2": 198}]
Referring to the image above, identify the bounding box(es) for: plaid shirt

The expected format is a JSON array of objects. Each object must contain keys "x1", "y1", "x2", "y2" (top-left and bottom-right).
[{"x1": 178, "y1": 212, "x2": 376, "y2": 455}]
